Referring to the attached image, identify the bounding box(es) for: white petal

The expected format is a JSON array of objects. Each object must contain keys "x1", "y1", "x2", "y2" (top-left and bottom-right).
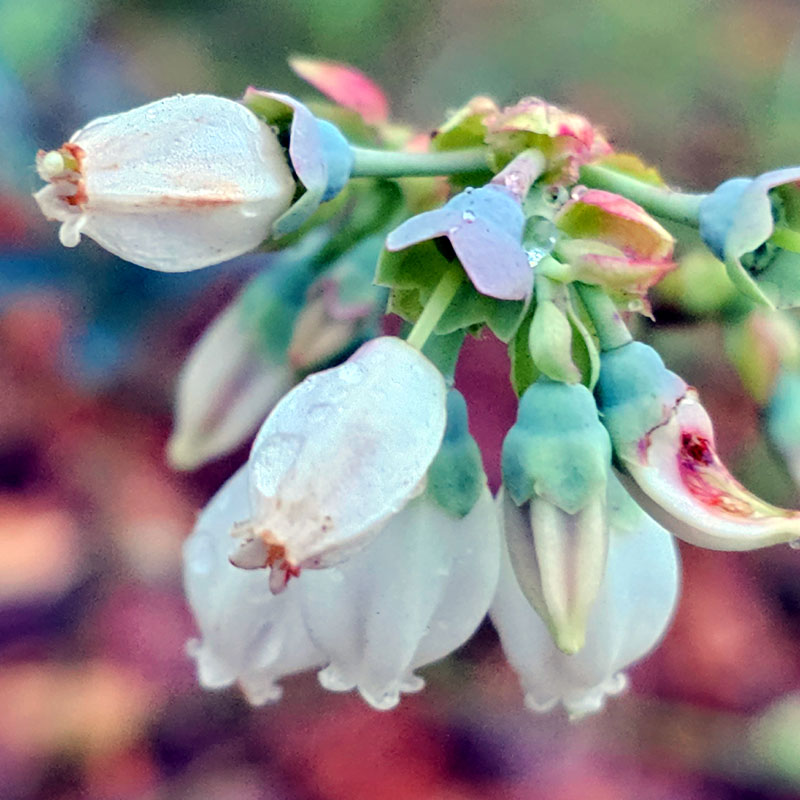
[
  {"x1": 624, "y1": 391, "x2": 800, "y2": 550},
  {"x1": 183, "y1": 467, "x2": 324, "y2": 702},
  {"x1": 491, "y1": 475, "x2": 679, "y2": 718},
  {"x1": 245, "y1": 336, "x2": 447, "y2": 577},
  {"x1": 299, "y1": 487, "x2": 501, "y2": 710},
  {"x1": 168, "y1": 302, "x2": 292, "y2": 470}
]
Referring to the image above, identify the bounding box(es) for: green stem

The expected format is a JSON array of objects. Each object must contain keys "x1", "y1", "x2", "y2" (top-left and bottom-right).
[
  {"x1": 574, "y1": 283, "x2": 632, "y2": 351},
  {"x1": 770, "y1": 226, "x2": 800, "y2": 253},
  {"x1": 406, "y1": 265, "x2": 465, "y2": 350},
  {"x1": 579, "y1": 164, "x2": 707, "y2": 227},
  {"x1": 350, "y1": 146, "x2": 490, "y2": 178}
]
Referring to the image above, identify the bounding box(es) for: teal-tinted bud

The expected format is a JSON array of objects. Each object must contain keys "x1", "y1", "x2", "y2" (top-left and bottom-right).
[
  {"x1": 594, "y1": 341, "x2": 686, "y2": 455},
  {"x1": 698, "y1": 167, "x2": 800, "y2": 309},
  {"x1": 502, "y1": 380, "x2": 611, "y2": 512},
  {"x1": 427, "y1": 390, "x2": 486, "y2": 517}
]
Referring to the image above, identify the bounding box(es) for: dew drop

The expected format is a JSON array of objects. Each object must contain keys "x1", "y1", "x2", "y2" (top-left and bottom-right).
[
  {"x1": 789, "y1": 538, "x2": 800, "y2": 550},
  {"x1": 461, "y1": 209, "x2": 476, "y2": 223},
  {"x1": 526, "y1": 247, "x2": 549, "y2": 268},
  {"x1": 527, "y1": 215, "x2": 558, "y2": 251}
]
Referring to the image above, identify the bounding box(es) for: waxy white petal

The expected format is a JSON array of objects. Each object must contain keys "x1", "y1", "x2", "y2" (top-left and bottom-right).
[
  {"x1": 236, "y1": 336, "x2": 447, "y2": 586},
  {"x1": 300, "y1": 487, "x2": 501, "y2": 709},
  {"x1": 492, "y1": 476, "x2": 680, "y2": 718},
  {"x1": 34, "y1": 94, "x2": 295, "y2": 271},
  {"x1": 183, "y1": 468, "x2": 324, "y2": 704}
]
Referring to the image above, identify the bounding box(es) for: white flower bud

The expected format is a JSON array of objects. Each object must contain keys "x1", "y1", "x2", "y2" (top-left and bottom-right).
[
  {"x1": 167, "y1": 301, "x2": 293, "y2": 471},
  {"x1": 33, "y1": 94, "x2": 296, "y2": 271}
]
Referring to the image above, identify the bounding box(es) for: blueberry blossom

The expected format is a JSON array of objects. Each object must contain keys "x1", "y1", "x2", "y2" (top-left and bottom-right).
[
  {"x1": 699, "y1": 167, "x2": 800, "y2": 308},
  {"x1": 183, "y1": 467, "x2": 325, "y2": 704},
  {"x1": 596, "y1": 341, "x2": 800, "y2": 550},
  {"x1": 34, "y1": 94, "x2": 296, "y2": 270},
  {"x1": 491, "y1": 474, "x2": 679, "y2": 719},
  {"x1": 184, "y1": 409, "x2": 501, "y2": 710},
  {"x1": 167, "y1": 245, "x2": 320, "y2": 470},
  {"x1": 228, "y1": 336, "x2": 447, "y2": 592}
]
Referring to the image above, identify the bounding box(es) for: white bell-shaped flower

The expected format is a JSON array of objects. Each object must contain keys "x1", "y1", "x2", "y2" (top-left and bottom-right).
[
  {"x1": 183, "y1": 467, "x2": 325, "y2": 704},
  {"x1": 34, "y1": 94, "x2": 296, "y2": 271},
  {"x1": 230, "y1": 336, "x2": 447, "y2": 590},
  {"x1": 491, "y1": 475, "x2": 680, "y2": 719},
  {"x1": 168, "y1": 300, "x2": 293, "y2": 470},
  {"x1": 299, "y1": 486, "x2": 501, "y2": 710}
]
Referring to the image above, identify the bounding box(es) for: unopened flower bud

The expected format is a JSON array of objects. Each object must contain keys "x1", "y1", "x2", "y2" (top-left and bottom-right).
[
  {"x1": 34, "y1": 94, "x2": 296, "y2": 270},
  {"x1": 492, "y1": 475, "x2": 679, "y2": 718},
  {"x1": 502, "y1": 380, "x2": 612, "y2": 652},
  {"x1": 699, "y1": 167, "x2": 800, "y2": 308}
]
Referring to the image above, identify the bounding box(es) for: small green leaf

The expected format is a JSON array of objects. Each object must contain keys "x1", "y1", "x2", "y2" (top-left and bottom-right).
[{"x1": 508, "y1": 306, "x2": 540, "y2": 397}]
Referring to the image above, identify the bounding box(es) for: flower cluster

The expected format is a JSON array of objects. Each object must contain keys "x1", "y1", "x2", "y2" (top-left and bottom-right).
[{"x1": 33, "y1": 60, "x2": 800, "y2": 718}]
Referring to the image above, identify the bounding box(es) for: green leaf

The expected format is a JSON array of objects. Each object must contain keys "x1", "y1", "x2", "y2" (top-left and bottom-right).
[
  {"x1": 508, "y1": 306, "x2": 540, "y2": 397},
  {"x1": 377, "y1": 241, "x2": 526, "y2": 341}
]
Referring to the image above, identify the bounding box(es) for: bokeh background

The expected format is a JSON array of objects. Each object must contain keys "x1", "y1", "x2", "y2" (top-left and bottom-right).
[{"x1": 2, "y1": 1, "x2": 800, "y2": 798}]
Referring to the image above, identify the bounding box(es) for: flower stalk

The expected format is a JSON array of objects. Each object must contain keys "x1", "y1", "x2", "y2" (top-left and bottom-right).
[
  {"x1": 350, "y1": 145, "x2": 490, "y2": 178},
  {"x1": 405, "y1": 264, "x2": 465, "y2": 350},
  {"x1": 579, "y1": 162, "x2": 706, "y2": 226}
]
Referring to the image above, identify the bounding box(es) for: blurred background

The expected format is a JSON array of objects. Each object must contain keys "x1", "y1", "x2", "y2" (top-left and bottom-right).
[{"x1": 2, "y1": 0, "x2": 800, "y2": 798}]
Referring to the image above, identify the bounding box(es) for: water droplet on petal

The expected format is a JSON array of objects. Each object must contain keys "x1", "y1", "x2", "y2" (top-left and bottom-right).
[
  {"x1": 461, "y1": 210, "x2": 476, "y2": 223},
  {"x1": 526, "y1": 247, "x2": 549, "y2": 268},
  {"x1": 789, "y1": 538, "x2": 800, "y2": 550},
  {"x1": 337, "y1": 362, "x2": 367, "y2": 385},
  {"x1": 528, "y1": 215, "x2": 559, "y2": 251}
]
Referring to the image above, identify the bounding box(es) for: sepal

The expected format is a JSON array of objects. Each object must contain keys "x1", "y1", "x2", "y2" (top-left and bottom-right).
[{"x1": 243, "y1": 89, "x2": 354, "y2": 234}]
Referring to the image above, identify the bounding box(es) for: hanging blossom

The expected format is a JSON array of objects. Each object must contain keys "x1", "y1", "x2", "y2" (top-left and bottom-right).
[
  {"x1": 34, "y1": 94, "x2": 296, "y2": 271},
  {"x1": 184, "y1": 361, "x2": 501, "y2": 709},
  {"x1": 227, "y1": 336, "x2": 447, "y2": 592},
  {"x1": 491, "y1": 474, "x2": 679, "y2": 719}
]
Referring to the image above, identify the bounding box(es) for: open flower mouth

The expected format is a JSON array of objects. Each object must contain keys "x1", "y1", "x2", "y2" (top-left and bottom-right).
[{"x1": 677, "y1": 430, "x2": 791, "y2": 519}]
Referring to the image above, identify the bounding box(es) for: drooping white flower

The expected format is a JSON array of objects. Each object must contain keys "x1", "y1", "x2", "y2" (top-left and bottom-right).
[
  {"x1": 184, "y1": 467, "x2": 501, "y2": 710},
  {"x1": 229, "y1": 336, "x2": 448, "y2": 591},
  {"x1": 167, "y1": 300, "x2": 293, "y2": 470},
  {"x1": 491, "y1": 475, "x2": 680, "y2": 719},
  {"x1": 183, "y1": 467, "x2": 324, "y2": 704},
  {"x1": 299, "y1": 487, "x2": 501, "y2": 709},
  {"x1": 34, "y1": 94, "x2": 296, "y2": 271}
]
